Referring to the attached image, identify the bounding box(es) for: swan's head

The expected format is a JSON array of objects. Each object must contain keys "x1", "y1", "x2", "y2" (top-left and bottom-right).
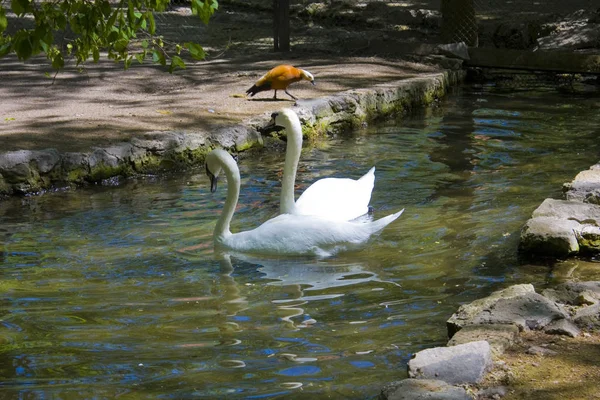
[
  {"x1": 299, "y1": 69, "x2": 315, "y2": 85},
  {"x1": 270, "y1": 108, "x2": 300, "y2": 130},
  {"x1": 205, "y1": 151, "x2": 224, "y2": 193}
]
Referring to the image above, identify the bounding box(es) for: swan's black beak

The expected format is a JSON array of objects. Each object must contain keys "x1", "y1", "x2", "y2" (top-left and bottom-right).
[{"x1": 206, "y1": 163, "x2": 218, "y2": 193}]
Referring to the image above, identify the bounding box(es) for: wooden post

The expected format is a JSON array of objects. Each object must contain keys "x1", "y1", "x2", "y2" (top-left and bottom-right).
[{"x1": 273, "y1": 0, "x2": 290, "y2": 52}]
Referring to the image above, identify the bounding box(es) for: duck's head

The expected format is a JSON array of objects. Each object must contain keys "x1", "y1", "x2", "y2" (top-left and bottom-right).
[{"x1": 299, "y1": 69, "x2": 316, "y2": 85}]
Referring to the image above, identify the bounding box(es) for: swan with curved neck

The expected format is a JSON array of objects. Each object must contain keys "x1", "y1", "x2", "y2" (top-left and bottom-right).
[
  {"x1": 272, "y1": 109, "x2": 375, "y2": 221},
  {"x1": 205, "y1": 149, "x2": 403, "y2": 257}
]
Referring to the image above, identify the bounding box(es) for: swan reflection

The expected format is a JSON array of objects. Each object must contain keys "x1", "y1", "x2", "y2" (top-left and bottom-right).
[
  {"x1": 217, "y1": 251, "x2": 390, "y2": 330},
  {"x1": 220, "y1": 251, "x2": 385, "y2": 292}
]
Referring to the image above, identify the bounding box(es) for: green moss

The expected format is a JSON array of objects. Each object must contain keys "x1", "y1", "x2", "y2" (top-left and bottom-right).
[
  {"x1": 88, "y1": 163, "x2": 126, "y2": 182},
  {"x1": 578, "y1": 232, "x2": 600, "y2": 254},
  {"x1": 132, "y1": 154, "x2": 164, "y2": 174},
  {"x1": 235, "y1": 138, "x2": 261, "y2": 152},
  {"x1": 302, "y1": 120, "x2": 328, "y2": 141},
  {"x1": 65, "y1": 166, "x2": 89, "y2": 183}
]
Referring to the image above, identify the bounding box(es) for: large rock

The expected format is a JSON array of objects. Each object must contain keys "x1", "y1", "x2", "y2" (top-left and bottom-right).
[
  {"x1": 519, "y1": 216, "x2": 581, "y2": 256},
  {"x1": 519, "y1": 198, "x2": 600, "y2": 257},
  {"x1": 447, "y1": 284, "x2": 535, "y2": 337},
  {"x1": 544, "y1": 318, "x2": 581, "y2": 337},
  {"x1": 573, "y1": 303, "x2": 600, "y2": 332},
  {"x1": 542, "y1": 281, "x2": 600, "y2": 306},
  {"x1": 469, "y1": 292, "x2": 568, "y2": 331},
  {"x1": 447, "y1": 324, "x2": 519, "y2": 356},
  {"x1": 379, "y1": 379, "x2": 471, "y2": 400},
  {"x1": 564, "y1": 163, "x2": 600, "y2": 205},
  {"x1": 448, "y1": 285, "x2": 568, "y2": 334},
  {"x1": 407, "y1": 341, "x2": 492, "y2": 385}
]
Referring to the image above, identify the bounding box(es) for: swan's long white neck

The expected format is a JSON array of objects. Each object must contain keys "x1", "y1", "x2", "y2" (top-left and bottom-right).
[
  {"x1": 279, "y1": 114, "x2": 303, "y2": 215},
  {"x1": 213, "y1": 152, "x2": 241, "y2": 243}
]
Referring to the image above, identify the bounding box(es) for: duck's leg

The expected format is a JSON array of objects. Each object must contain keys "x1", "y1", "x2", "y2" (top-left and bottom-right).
[
  {"x1": 273, "y1": 90, "x2": 278, "y2": 99},
  {"x1": 284, "y1": 89, "x2": 298, "y2": 100}
]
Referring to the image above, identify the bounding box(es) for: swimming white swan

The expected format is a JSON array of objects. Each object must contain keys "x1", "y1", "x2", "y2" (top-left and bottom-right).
[
  {"x1": 271, "y1": 108, "x2": 375, "y2": 221},
  {"x1": 205, "y1": 149, "x2": 403, "y2": 257}
]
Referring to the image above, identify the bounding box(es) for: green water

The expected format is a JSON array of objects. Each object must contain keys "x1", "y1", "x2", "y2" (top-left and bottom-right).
[{"x1": 1, "y1": 84, "x2": 599, "y2": 398}]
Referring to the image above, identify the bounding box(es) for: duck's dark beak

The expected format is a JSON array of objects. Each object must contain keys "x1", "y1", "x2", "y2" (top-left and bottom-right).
[
  {"x1": 311, "y1": 80, "x2": 316, "y2": 86},
  {"x1": 260, "y1": 112, "x2": 282, "y2": 134},
  {"x1": 206, "y1": 163, "x2": 218, "y2": 193}
]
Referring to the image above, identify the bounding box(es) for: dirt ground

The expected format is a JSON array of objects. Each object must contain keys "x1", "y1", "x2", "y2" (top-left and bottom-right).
[
  {"x1": 476, "y1": 331, "x2": 600, "y2": 400},
  {"x1": 0, "y1": 53, "x2": 442, "y2": 153}
]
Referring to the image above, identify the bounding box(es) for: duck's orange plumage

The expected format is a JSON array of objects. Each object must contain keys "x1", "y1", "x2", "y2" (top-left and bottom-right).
[{"x1": 246, "y1": 64, "x2": 315, "y2": 100}]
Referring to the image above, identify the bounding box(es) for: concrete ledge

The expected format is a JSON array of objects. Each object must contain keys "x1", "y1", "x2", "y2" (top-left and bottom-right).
[{"x1": 0, "y1": 69, "x2": 465, "y2": 198}]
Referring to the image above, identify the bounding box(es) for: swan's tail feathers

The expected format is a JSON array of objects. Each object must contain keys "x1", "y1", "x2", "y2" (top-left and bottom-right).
[
  {"x1": 359, "y1": 167, "x2": 376, "y2": 188},
  {"x1": 360, "y1": 167, "x2": 376, "y2": 181},
  {"x1": 370, "y1": 209, "x2": 404, "y2": 233}
]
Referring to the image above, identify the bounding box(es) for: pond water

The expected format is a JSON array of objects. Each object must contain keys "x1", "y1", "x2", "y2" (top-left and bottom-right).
[{"x1": 1, "y1": 83, "x2": 600, "y2": 398}]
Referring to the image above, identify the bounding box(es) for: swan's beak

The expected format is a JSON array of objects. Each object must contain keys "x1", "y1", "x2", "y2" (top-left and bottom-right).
[
  {"x1": 209, "y1": 175, "x2": 218, "y2": 193},
  {"x1": 206, "y1": 164, "x2": 218, "y2": 193}
]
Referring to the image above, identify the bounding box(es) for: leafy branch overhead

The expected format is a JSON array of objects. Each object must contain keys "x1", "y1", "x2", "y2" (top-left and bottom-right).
[{"x1": 0, "y1": 0, "x2": 218, "y2": 72}]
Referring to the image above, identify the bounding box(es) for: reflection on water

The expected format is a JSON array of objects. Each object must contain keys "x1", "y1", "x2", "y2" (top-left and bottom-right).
[{"x1": 1, "y1": 84, "x2": 600, "y2": 398}]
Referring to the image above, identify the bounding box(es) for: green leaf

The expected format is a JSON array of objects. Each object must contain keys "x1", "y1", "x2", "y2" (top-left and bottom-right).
[
  {"x1": 152, "y1": 49, "x2": 165, "y2": 66},
  {"x1": 191, "y1": 0, "x2": 218, "y2": 25},
  {"x1": 100, "y1": 0, "x2": 112, "y2": 17},
  {"x1": 0, "y1": 8, "x2": 7, "y2": 33},
  {"x1": 0, "y1": 42, "x2": 11, "y2": 58},
  {"x1": 12, "y1": 0, "x2": 32, "y2": 16},
  {"x1": 51, "y1": 52, "x2": 64, "y2": 69},
  {"x1": 147, "y1": 12, "x2": 155, "y2": 34},
  {"x1": 55, "y1": 13, "x2": 67, "y2": 30},
  {"x1": 124, "y1": 55, "x2": 133, "y2": 70},
  {"x1": 185, "y1": 42, "x2": 205, "y2": 60},
  {"x1": 106, "y1": 10, "x2": 119, "y2": 35},
  {"x1": 135, "y1": 52, "x2": 145, "y2": 63},
  {"x1": 93, "y1": 47, "x2": 100, "y2": 62},
  {"x1": 14, "y1": 34, "x2": 33, "y2": 60},
  {"x1": 169, "y1": 55, "x2": 186, "y2": 73},
  {"x1": 127, "y1": 1, "x2": 135, "y2": 28},
  {"x1": 114, "y1": 38, "x2": 129, "y2": 52}
]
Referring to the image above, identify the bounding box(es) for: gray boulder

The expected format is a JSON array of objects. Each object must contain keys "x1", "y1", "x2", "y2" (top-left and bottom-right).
[
  {"x1": 469, "y1": 292, "x2": 568, "y2": 331},
  {"x1": 564, "y1": 163, "x2": 600, "y2": 205},
  {"x1": 447, "y1": 324, "x2": 519, "y2": 356},
  {"x1": 544, "y1": 318, "x2": 581, "y2": 337},
  {"x1": 447, "y1": 284, "x2": 535, "y2": 337},
  {"x1": 573, "y1": 303, "x2": 600, "y2": 332},
  {"x1": 379, "y1": 379, "x2": 472, "y2": 400},
  {"x1": 542, "y1": 282, "x2": 600, "y2": 306},
  {"x1": 519, "y1": 198, "x2": 600, "y2": 257},
  {"x1": 407, "y1": 341, "x2": 492, "y2": 385}
]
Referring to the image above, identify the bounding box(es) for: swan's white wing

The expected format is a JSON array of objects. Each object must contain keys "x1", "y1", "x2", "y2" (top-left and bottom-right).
[{"x1": 294, "y1": 167, "x2": 375, "y2": 221}]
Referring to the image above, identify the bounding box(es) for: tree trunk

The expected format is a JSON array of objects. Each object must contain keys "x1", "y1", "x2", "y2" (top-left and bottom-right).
[
  {"x1": 441, "y1": 0, "x2": 478, "y2": 47},
  {"x1": 274, "y1": 0, "x2": 290, "y2": 52}
]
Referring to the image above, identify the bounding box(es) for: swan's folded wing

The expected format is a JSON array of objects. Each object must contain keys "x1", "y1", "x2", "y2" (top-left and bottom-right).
[{"x1": 295, "y1": 169, "x2": 375, "y2": 221}]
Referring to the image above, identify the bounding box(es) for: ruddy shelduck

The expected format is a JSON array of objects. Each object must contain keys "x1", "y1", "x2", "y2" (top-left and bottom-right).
[{"x1": 246, "y1": 64, "x2": 315, "y2": 100}]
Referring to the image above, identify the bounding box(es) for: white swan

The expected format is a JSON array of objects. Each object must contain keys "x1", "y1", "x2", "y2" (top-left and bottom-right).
[
  {"x1": 271, "y1": 108, "x2": 375, "y2": 221},
  {"x1": 205, "y1": 149, "x2": 403, "y2": 257}
]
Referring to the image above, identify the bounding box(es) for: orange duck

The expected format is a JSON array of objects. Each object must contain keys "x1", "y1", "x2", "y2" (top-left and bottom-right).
[{"x1": 246, "y1": 64, "x2": 315, "y2": 100}]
